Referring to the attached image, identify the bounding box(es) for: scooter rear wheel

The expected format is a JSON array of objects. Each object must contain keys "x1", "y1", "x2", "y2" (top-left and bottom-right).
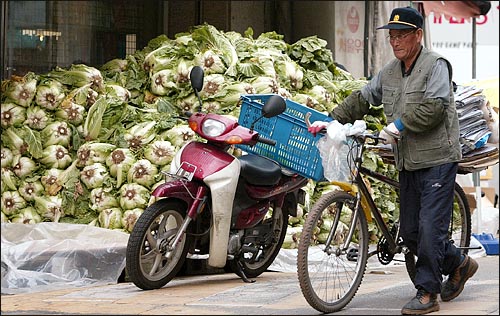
[
  {"x1": 228, "y1": 205, "x2": 289, "y2": 278},
  {"x1": 126, "y1": 199, "x2": 192, "y2": 290}
]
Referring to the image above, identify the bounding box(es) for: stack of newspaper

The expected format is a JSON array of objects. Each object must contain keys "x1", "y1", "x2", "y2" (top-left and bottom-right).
[{"x1": 454, "y1": 85, "x2": 492, "y2": 155}]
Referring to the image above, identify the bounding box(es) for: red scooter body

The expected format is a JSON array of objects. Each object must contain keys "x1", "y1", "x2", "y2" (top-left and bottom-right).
[
  {"x1": 234, "y1": 175, "x2": 308, "y2": 228},
  {"x1": 126, "y1": 66, "x2": 309, "y2": 288}
]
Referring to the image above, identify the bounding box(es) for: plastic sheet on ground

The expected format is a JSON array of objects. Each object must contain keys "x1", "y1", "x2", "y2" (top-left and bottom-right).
[
  {"x1": 1, "y1": 222, "x2": 129, "y2": 294},
  {"x1": 268, "y1": 237, "x2": 487, "y2": 273}
]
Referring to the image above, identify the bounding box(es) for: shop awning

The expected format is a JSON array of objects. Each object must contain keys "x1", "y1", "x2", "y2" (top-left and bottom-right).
[{"x1": 416, "y1": 1, "x2": 492, "y2": 19}]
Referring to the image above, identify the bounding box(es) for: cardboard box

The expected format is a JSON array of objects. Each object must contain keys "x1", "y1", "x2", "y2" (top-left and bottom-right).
[
  {"x1": 482, "y1": 187, "x2": 497, "y2": 204},
  {"x1": 465, "y1": 193, "x2": 477, "y2": 210},
  {"x1": 462, "y1": 187, "x2": 497, "y2": 209}
]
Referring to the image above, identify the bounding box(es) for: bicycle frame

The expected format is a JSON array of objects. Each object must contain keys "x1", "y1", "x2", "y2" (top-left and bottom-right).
[
  {"x1": 329, "y1": 138, "x2": 404, "y2": 258},
  {"x1": 332, "y1": 135, "x2": 475, "y2": 260}
]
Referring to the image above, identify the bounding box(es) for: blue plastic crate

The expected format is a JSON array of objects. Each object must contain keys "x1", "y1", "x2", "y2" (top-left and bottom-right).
[
  {"x1": 237, "y1": 94, "x2": 329, "y2": 181},
  {"x1": 472, "y1": 233, "x2": 499, "y2": 255}
]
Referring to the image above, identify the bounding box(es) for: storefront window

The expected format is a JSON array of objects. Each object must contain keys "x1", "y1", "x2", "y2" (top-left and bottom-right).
[{"x1": 1, "y1": 1, "x2": 161, "y2": 80}]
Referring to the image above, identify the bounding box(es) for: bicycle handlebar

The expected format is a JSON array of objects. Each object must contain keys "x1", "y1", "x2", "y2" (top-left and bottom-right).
[{"x1": 304, "y1": 112, "x2": 383, "y2": 145}]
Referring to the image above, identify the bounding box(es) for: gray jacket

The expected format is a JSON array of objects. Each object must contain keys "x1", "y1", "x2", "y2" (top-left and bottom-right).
[{"x1": 332, "y1": 47, "x2": 461, "y2": 171}]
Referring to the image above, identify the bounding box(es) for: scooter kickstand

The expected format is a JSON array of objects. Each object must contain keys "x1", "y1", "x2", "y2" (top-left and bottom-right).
[{"x1": 235, "y1": 260, "x2": 255, "y2": 283}]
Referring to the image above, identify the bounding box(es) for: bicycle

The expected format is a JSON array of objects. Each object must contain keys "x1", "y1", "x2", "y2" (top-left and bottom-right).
[{"x1": 296, "y1": 123, "x2": 474, "y2": 313}]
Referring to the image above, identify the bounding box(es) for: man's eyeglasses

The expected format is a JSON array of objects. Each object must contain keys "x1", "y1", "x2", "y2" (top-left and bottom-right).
[{"x1": 387, "y1": 30, "x2": 416, "y2": 42}]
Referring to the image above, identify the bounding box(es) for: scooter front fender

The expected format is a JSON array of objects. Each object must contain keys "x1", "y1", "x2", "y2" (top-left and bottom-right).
[{"x1": 151, "y1": 180, "x2": 202, "y2": 206}]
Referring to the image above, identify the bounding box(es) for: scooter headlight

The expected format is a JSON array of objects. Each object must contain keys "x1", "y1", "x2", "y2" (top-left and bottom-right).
[{"x1": 202, "y1": 118, "x2": 226, "y2": 137}]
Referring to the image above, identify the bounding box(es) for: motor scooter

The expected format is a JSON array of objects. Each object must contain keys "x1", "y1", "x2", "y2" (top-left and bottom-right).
[{"x1": 126, "y1": 66, "x2": 309, "y2": 289}]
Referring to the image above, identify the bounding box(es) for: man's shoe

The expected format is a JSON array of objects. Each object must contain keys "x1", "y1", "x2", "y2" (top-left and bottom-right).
[
  {"x1": 401, "y1": 289, "x2": 439, "y2": 315},
  {"x1": 441, "y1": 255, "x2": 478, "y2": 302}
]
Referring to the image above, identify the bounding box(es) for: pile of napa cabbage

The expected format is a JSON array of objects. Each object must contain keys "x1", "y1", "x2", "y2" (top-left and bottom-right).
[{"x1": 1, "y1": 24, "x2": 394, "y2": 242}]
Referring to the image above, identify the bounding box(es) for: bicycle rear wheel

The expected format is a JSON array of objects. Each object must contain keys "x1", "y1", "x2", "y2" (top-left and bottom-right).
[
  {"x1": 297, "y1": 191, "x2": 369, "y2": 313},
  {"x1": 449, "y1": 183, "x2": 472, "y2": 252},
  {"x1": 404, "y1": 182, "x2": 472, "y2": 282}
]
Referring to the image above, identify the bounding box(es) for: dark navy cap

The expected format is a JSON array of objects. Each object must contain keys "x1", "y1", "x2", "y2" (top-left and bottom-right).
[{"x1": 377, "y1": 6, "x2": 424, "y2": 30}]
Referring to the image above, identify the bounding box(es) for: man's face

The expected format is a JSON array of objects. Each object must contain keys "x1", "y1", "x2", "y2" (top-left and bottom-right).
[{"x1": 387, "y1": 29, "x2": 422, "y2": 63}]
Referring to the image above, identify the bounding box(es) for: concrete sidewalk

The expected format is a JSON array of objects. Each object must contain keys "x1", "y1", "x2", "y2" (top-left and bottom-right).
[{"x1": 1, "y1": 255, "x2": 498, "y2": 315}]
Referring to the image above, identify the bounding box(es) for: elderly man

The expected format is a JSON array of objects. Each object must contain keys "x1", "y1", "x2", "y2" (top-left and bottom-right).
[{"x1": 308, "y1": 6, "x2": 478, "y2": 315}]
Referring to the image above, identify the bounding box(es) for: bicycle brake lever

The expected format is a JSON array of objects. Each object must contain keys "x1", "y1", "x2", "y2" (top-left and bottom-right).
[
  {"x1": 305, "y1": 112, "x2": 312, "y2": 127},
  {"x1": 305, "y1": 112, "x2": 327, "y2": 135}
]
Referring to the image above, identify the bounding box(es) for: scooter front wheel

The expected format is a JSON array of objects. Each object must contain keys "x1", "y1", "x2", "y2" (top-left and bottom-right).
[{"x1": 126, "y1": 199, "x2": 192, "y2": 290}]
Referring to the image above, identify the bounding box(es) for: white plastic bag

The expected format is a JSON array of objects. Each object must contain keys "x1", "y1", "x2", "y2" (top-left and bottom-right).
[{"x1": 316, "y1": 120, "x2": 366, "y2": 182}]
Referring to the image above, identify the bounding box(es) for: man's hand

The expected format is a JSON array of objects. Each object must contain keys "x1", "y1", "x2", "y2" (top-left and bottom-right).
[
  {"x1": 379, "y1": 122, "x2": 400, "y2": 145},
  {"x1": 308, "y1": 121, "x2": 329, "y2": 136}
]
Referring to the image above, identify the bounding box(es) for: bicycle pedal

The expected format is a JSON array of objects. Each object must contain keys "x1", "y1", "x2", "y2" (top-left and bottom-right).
[{"x1": 347, "y1": 248, "x2": 358, "y2": 261}]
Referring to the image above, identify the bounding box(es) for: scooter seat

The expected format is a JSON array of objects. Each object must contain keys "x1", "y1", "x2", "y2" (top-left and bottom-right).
[{"x1": 238, "y1": 154, "x2": 281, "y2": 186}]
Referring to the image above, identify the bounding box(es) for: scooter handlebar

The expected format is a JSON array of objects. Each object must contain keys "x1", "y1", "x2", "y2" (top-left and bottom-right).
[{"x1": 256, "y1": 135, "x2": 277, "y2": 146}]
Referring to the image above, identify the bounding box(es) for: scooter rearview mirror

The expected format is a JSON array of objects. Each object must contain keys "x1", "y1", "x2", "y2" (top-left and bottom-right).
[
  {"x1": 190, "y1": 66, "x2": 204, "y2": 112},
  {"x1": 262, "y1": 95, "x2": 286, "y2": 118},
  {"x1": 250, "y1": 95, "x2": 286, "y2": 132},
  {"x1": 190, "y1": 66, "x2": 204, "y2": 92}
]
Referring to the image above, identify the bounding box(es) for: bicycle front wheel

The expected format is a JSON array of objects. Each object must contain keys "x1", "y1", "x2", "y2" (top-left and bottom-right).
[{"x1": 297, "y1": 191, "x2": 369, "y2": 313}]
